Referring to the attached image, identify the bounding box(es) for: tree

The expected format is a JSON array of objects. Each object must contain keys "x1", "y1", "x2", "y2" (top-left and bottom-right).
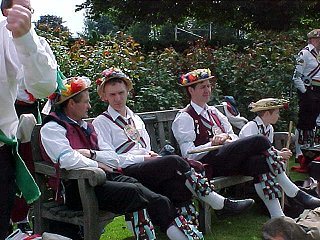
[{"x1": 77, "y1": 0, "x2": 320, "y2": 31}]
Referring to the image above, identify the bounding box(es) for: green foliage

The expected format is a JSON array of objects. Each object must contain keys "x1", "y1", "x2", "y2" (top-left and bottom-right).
[
  {"x1": 37, "y1": 21, "x2": 309, "y2": 130},
  {"x1": 77, "y1": 0, "x2": 319, "y2": 31}
]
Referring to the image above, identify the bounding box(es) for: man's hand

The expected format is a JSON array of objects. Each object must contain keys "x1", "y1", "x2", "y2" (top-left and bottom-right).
[
  {"x1": 6, "y1": 1, "x2": 32, "y2": 38},
  {"x1": 97, "y1": 162, "x2": 113, "y2": 172},
  {"x1": 144, "y1": 151, "x2": 160, "y2": 161},
  {"x1": 76, "y1": 149, "x2": 91, "y2": 158},
  {"x1": 211, "y1": 133, "x2": 230, "y2": 146},
  {"x1": 279, "y1": 148, "x2": 292, "y2": 161}
]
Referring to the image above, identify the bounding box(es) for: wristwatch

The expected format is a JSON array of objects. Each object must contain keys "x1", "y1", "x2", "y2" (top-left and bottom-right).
[{"x1": 89, "y1": 149, "x2": 96, "y2": 160}]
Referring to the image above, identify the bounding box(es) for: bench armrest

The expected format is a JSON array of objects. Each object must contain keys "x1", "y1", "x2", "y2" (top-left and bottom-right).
[{"x1": 34, "y1": 161, "x2": 106, "y2": 187}]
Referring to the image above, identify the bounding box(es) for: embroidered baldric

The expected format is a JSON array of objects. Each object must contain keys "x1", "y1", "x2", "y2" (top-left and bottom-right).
[
  {"x1": 102, "y1": 111, "x2": 147, "y2": 153},
  {"x1": 304, "y1": 46, "x2": 320, "y2": 80},
  {"x1": 253, "y1": 120, "x2": 271, "y2": 138}
]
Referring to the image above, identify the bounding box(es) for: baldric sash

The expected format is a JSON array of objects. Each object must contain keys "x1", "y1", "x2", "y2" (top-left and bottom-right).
[{"x1": 102, "y1": 112, "x2": 147, "y2": 153}]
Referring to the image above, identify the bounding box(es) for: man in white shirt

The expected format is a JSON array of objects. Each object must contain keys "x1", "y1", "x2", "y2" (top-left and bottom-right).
[
  {"x1": 172, "y1": 69, "x2": 320, "y2": 219},
  {"x1": 292, "y1": 29, "x2": 320, "y2": 160},
  {"x1": 93, "y1": 67, "x2": 255, "y2": 239},
  {"x1": 239, "y1": 98, "x2": 320, "y2": 218},
  {"x1": 0, "y1": 0, "x2": 57, "y2": 238}
]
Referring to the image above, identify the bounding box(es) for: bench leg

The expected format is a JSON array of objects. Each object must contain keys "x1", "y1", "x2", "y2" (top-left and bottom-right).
[
  {"x1": 34, "y1": 173, "x2": 50, "y2": 234},
  {"x1": 198, "y1": 201, "x2": 212, "y2": 234},
  {"x1": 78, "y1": 179, "x2": 101, "y2": 240}
]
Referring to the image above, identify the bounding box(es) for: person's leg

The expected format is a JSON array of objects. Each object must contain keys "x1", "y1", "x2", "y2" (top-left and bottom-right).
[
  {"x1": 200, "y1": 135, "x2": 272, "y2": 174},
  {"x1": 0, "y1": 146, "x2": 16, "y2": 240},
  {"x1": 124, "y1": 155, "x2": 254, "y2": 214},
  {"x1": 123, "y1": 155, "x2": 193, "y2": 205},
  {"x1": 105, "y1": 172, "x2": 205, "y2": 239}
]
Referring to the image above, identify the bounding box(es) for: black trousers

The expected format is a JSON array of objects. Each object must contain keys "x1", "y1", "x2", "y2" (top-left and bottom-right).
[
  {"x1": 14, "y1": 101, "x2": 39, "y2": 120},
  {"x1": 199, "y1": 135, "x2": 272, "y2": 182},
  {"x1": 65, "y1": 172, "x2": 177, "y2": 232},
  {"x1": 297, "y1": 87, "x2": 320, "y2": 130},
  {"x1": 123, "y1": 155, "x2": 193, "y2": 206},
  {"x1": 0, "y1": 145, "x2": 16, "y2": 240}
]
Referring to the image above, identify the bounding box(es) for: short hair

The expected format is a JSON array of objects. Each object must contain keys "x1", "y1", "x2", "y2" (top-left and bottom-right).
[
  {"x1": 1, "y1": 0, "x2": 12, "y2": 14},
  {"x1": 59, "y1": 90, "x2": 88, "y2": 110},
  {"x1": 104, "y1": 78, "x2": 129, "y2": 89},
  {"x1": 257, "y1": 109, "x2": 277, "y2": 117}
]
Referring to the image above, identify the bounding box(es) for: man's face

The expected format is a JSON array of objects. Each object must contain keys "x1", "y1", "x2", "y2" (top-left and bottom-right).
[
  {"x1": 69, "y1": 91, "x2": 91, "y2": 120},
  {"x1": 263, "y1": 108, "x2": 280, "y2": 125},
  {"x1": 188, "y1": 80, "x2": 212, "y2": 105},
  {"x1": 102, "y1": 81, "x2": 128, "y2": 112}
]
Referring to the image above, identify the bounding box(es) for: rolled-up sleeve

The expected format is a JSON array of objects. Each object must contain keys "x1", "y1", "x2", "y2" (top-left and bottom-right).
[
  {"x1": 40, "y1": 122, "x2": 98, "y2": 170},
  {"x1": 14, "y1": 28, "x2": 57, "y2": 98}
]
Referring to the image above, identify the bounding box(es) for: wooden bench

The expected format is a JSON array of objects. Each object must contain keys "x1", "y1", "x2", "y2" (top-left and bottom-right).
[
  {"x1": 31, "y1": 125, "x2": 115, "y2": 240},
  {"x1": 32, "y1": 108, "x2": 290, "y2": 238}
]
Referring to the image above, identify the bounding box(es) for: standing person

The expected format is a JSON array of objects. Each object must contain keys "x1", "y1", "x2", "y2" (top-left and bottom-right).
[
  {"x1": 172, "y1": 69, "x2": 320, "y2": 219},
  {"x1": 92, "y1": 67, "x2": 254, "y2": 235},
  {"x1": 239, "y1": 98, "x2": 320, "y2": 217},
  {"x1": 41, "y1": 76, "x2": 210, "y2": 240},
  {"x1": 11, "y1": 34, "x2": 57, "y2": 235},
  {"x1": 292, "y1": 29, "x2": 320, "y2": 161},
  {"x1": 0, "y1": 0, "x2": 57, "y2": 238}
]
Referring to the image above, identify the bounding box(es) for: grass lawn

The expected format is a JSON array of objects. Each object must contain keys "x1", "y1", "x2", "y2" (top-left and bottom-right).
[{"x1": 100, "y1": 158, "x2": 308, "y2": 240}]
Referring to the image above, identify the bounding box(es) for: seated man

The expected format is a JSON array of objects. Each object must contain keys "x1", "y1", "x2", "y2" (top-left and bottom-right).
[
  {"x1": 40, "y1": 76, "x2": 203, "y2": 240},
  {"x1": 92, "y1": 67, "x2": 254, "y2": 231},
  {"x1": 171, "y1": 68, "x2": 320, "y2": 219},
  {"x1": 239, "y1": 98, "x2": 320, "y2": 217}
]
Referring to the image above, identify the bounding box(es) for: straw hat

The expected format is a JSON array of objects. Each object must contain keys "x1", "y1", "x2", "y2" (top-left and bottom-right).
[
  {"x1": 249, "y1": 98, "x2": 289, "y2": 112},
  {"x1": 96, "y1": 67, "x2": 133, "y2": 97},
  {"x1": 307, "y1": 29, "x2": 320, "y2": 39},
  {"x1": 55, "y1": 76, "x2": 91, "y2": 105},
  {"x1": 178, "y1": 68, "x2": 216, "y2": 87}
]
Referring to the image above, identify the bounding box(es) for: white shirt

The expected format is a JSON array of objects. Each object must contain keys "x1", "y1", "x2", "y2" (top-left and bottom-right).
[
  {"x1": 93, "y1": 106, "x2": 151, "y2": 168},
  {"x1": 292, "y1": 43, "x2": 320, "y2": 93},
  {"x1": 172, "y1": 101, "x2": 238, "y2": 160},
  {"x1": 0, "y1": 20, "x2": 57, "y2": 144},
  {"x1": 40, "y1": 117, "x2": 119, "y2": 170},
  {"x1": 239, "y1": 116, "x2": 274, "y2": 143}
]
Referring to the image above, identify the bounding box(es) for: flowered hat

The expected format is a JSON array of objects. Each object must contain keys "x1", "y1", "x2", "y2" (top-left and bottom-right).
[
  {"x1": 96, "y1": 67, "x2": 133, "y2": 97},
  {"x1": 249, "y1": 98, "x2": 289, "y2": 112},
  {"x1": 178, "y1": 68, "x2": 216, "y2": 87},
  {"x1": 55, "y1": 76, "x2": 91, "y2": 105},
  {"x1": 307, "y1": 29, "x2": 320, "y2": 39}
]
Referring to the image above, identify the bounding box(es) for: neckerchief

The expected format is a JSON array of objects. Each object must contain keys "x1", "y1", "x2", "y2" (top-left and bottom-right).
[{"x1": 0, "y1": 130, "x2": 41, "y2": 204}]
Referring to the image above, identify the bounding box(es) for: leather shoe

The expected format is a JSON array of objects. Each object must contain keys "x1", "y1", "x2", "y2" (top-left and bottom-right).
[
  {"x1": 215, "y1": 198, "x2": 254, "y2": 217},
  {"x1": 293, "y1": 190, "x2": 320, "y2": 209}
]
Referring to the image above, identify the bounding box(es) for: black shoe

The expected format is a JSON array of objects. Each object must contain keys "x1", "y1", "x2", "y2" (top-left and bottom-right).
[
  {"x1": 293, "y1": 190, "x2": 320, "y2": 209},
  {"x1": 215, "y1": 198, "x2": 254, "y2": 218},
  {"x1": 17, "y1": 222, "x2": 32, "y2": 234}
]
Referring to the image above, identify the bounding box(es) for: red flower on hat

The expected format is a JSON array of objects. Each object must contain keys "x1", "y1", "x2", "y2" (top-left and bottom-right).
[
  {"x1": 283, "y1": 102, "x2": 289, "y2": 110},
  {"x1": 71, "y1": 78, "x2": 86, "y2": 93},
  {"x1": 188, "y1": 74, "x2": 197, "y2": 82},
  {"x1": 96, "y1": 78, "x2": 103, "y2": 86}
]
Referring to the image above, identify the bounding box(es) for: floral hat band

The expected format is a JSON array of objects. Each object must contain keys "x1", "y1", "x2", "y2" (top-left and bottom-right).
[
  {"x1": 55, "y1": 76, "x2": 91, "y2": 105},
  {"x1": 96, "y1": 67, "x2": 133, "y2": 97},
  {"x1": 179, "y1": 68, "x2": 216, "y2": 87},
  {"x1": 249, "y1": 98, "x2": 289, "y2": 112}
]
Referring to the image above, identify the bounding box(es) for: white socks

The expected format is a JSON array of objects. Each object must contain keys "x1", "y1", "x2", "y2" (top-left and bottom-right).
[
  {"x1": 276, "y1": 172, "x2": 300, "y2": 198},
  {"x1": 166, "y1": 225, "x2": 188, "y2": 240},
  {"x1": 254, "y1": 183, "x2": 284, "y2": 218},
  {"x1": 185, "y1": 180, "x2": 225, "y2": 210}
]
